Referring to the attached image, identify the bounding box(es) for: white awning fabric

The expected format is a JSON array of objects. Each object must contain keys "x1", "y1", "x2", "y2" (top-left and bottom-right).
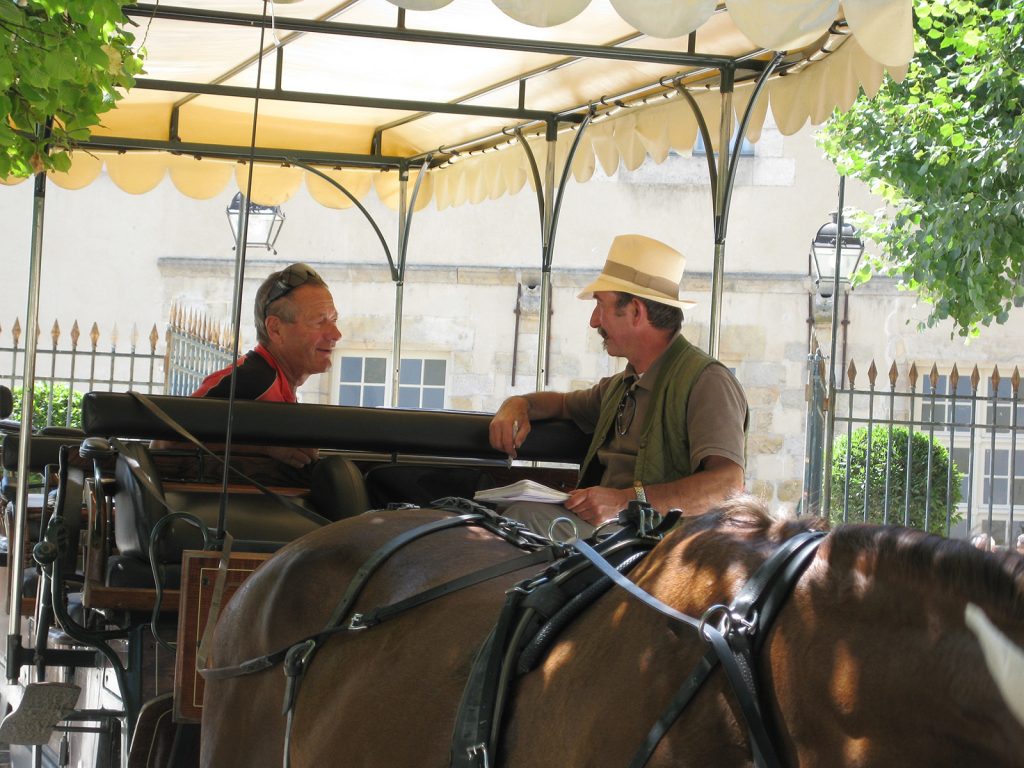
[{"x1": 2, "y1": 0, "x2": 913, "y2": 209}]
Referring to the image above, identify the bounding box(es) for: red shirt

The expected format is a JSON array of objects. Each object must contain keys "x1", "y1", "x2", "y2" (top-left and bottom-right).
[{"x1": 191, "y1": 344, "x2": 296, "y2": 403}]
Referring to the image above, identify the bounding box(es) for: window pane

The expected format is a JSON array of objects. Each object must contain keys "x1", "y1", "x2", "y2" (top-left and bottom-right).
[
  {"x1": 422, "y1": 388, "x2": 444, "y2": 410},
  {"x1": 1013, "y1": 478, "x2": 1024, "y2": 504},
  {"x1": 339, "y1": 384, "x2": 361, "y2": 406},
  {"x1": 398, "y1": 386, "x2": 420, "y2": 408},
  {"x1": 340, "y1": 356, "x2": 362, "y2": 382},
  {"x1": 365, "y1": 357, "x2": 387, "y2": 383},
  {"x1": 424, "y1": 359, "x2": 446, "y2": 386},
  {"x1": 364, "y1": 386, "x2": 385, "y2": 408},
  {"x1": 400, "y1": 359, "x2": 422, "y2": 386},
  {"x1": 952, "y1": 447, "x2": 971, "y2": 501},
  {"x1": 992, "y1": 450, "x2": 1009, "y2": 475}
]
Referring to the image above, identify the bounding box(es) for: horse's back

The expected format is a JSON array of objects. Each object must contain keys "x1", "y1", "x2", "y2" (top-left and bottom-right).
[{"x1": 201, "y1": 508, "x2": 535, "y2": 767}]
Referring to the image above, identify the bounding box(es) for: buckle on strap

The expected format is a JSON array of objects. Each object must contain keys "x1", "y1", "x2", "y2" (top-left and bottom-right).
[
  {"x1": 698, "y1": 604, "x2": 759, "y2": 642},
  {"x1": 467, "y1": 743, "x2": 491, "y2": 768}
]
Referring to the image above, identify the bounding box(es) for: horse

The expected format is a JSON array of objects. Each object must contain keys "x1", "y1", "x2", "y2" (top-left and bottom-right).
[{"x1": 200, "y1": 496, "x2": 1024, "y2": 767}]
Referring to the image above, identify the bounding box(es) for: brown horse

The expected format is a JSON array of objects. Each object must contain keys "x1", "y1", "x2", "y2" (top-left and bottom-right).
[{"x1": 200, "y1": 497, "x2": 1024, "y2": 767}]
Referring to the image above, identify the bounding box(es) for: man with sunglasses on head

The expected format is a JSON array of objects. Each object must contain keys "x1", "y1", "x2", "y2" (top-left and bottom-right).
[
  {"x1": 172, "y1": 263, "x2": 352, "y2": 513},
  {"x1": 194, "y1": 262, "x2": 342, "y2": 411},
  {"x1": 489, "y1": 234, "x2": 748, "y2": 537}
]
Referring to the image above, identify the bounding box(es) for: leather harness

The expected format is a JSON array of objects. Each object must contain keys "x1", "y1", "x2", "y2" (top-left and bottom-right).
[{"x1": 200, "y1": 500, "x2": 825, "y2": 768}]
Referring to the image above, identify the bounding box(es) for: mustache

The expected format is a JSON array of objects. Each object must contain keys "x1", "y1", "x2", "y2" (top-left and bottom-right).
[{"x1": 597, "y1": 328, "x2": 608, "y2": 339}]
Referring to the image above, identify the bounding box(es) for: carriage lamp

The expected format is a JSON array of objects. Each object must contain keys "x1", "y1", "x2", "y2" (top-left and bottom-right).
[
  {"x1": 226, "y1": 192, "x2": 286, "y2": 254},
  {"x1": 809, "y1": 209, "x2": 864, "y2": 299}
]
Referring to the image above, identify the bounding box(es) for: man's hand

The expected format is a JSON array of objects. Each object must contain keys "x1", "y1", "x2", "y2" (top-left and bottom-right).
[
  {"x1": 264, "y1": 446, "x2": 319, "y2": 469},
  {"x1": 489, "y1": 396, "x2": 531, "y2": 459},
  {"x1": 565, "y1": 486, "x2": 633, "y2": 527}
]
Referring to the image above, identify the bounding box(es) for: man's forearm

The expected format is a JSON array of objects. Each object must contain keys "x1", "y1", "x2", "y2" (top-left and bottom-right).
[{"x1": 640, "y1": 456, "x2": 744, "y2": 517}]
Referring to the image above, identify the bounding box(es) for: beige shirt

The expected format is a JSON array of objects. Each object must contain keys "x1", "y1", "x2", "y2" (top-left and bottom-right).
[{"x1": 564, "y1": 341, "x2": 747, "y2": 489}]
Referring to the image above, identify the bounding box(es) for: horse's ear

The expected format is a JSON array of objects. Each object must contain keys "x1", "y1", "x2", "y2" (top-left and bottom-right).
[{"x1": 965, "y1": 603, "x2": 1024, "y2": 726}]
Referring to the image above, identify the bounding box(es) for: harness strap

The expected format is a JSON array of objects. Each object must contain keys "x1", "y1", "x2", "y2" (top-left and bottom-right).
[
  {"x1": 201, "y1": 512, "x2": 485, "y2": 681},
  {"x1": 573, "y1": 531, "x2": 827, "y2": 768},
  {"x1": 627, "y1": 649, "x2": 719, "y2": 768},
  {"x1": 352, "y1": 549, "x2": 555, "y2": 630},
  {"x1": 571, "y1": 538, "x2": 701, "y2": 630}
]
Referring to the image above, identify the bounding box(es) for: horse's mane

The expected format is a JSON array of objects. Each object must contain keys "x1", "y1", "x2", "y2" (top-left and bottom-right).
[
  {"x1": 830, "y1": 523, "x2": 1024, "y2": 619},
  {"x1": 677, "y1": 494, "x2": 828, "y2": 545}
]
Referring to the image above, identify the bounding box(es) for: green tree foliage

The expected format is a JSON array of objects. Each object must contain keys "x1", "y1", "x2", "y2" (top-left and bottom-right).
[
  {"x1": 818, "y1": 0, "x2": 1024, "y2": 335},
  {"x1": 10, "y1": 383, "x2": 82, "y2": 430},
  {"x1": 0, "y1": 0, "x2": 144, "y2": 178},
  {"x1": 831, "y1": 425, "x2": 963, "y2": 535}
]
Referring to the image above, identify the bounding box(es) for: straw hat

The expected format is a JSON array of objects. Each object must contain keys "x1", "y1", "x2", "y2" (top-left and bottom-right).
[{"x1": 578, "y1": 234, "x2": 696, "y2": 309}]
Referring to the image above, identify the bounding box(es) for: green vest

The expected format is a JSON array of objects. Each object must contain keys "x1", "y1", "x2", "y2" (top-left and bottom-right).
[{"x1": 578, "y1": 335, "x2": 717, "y2": 487}]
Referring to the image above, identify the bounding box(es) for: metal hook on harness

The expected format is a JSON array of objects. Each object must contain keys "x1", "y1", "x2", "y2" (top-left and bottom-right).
[
  {"x1": 282, "y1": 639, "x2": 317, "y2": 715},
  {"x1": 547, "y1": 516, "x2": 579, "y2": 545},
  {"x1": 467, "y1": 742, "x2": 491, "y2": 768},
  {"x1": 699, "y1": 604, "x2": 758, "y2": 642}
]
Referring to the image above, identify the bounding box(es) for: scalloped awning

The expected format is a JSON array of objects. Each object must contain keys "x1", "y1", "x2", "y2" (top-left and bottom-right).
[{"x1": 2, "y1": 0, "x2": 913, "y2": 209}]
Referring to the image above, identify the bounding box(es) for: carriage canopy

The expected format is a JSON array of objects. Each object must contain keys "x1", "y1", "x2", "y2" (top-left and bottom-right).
[{"x1": 5, "y1": 0, "x2": 914, "y2": 209}]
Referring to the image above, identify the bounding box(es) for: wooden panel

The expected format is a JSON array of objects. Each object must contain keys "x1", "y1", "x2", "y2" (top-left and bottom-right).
[{"x1": 174, "y1": 550, "x2": 272, "y2": 723}]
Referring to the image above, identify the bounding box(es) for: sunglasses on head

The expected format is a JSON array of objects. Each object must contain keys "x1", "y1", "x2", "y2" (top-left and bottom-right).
[{"x1": 262, "y1": 263, "x2": 322, "y2": 318}]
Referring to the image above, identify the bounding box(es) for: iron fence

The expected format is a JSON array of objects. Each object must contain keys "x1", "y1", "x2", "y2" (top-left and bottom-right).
[
  {"x1": 0, "y1": 306, "x2": 233, "y2": 427},
  {"x1": 1, "y1": 317, "x2": 165, "y2": 428},
  {"x1": 805, "y1": 348, "x2": 1024, "y2": 548},
  {"x1": 164, "y1": 304, "x2": 234, "y2": 396}
]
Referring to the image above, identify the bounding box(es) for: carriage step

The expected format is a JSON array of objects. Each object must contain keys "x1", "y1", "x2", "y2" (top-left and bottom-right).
[{"x1": 0, "y1": 682, "x2": 81, "y2": 744}]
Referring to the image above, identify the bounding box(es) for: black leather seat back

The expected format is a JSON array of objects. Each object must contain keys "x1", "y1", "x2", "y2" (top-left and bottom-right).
[
  {"x1": 54, "y1": 463, "x2": 85, "y2": 574},
  {"x1": 309, "y1": 455, "x2": 371, "y2": 521},
  {"x1": 113, "y1": 441, "x2": 201, "y2": 563},
  {"x1": 112, "y1": 442, "x2": 335, "y2": 568}
]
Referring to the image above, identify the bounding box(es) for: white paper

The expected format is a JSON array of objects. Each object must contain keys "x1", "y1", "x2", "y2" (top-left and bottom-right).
[{"x1": 474, "y1": 479, "x2": 570, "y2": 504}]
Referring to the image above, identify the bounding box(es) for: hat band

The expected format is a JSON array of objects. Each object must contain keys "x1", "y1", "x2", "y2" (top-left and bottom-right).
[{"x1": 603, "y1": 260, "x2": 680, "y2": 300}]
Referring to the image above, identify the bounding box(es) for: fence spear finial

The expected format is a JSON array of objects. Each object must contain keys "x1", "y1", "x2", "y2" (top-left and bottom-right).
[
  {"x1": 90, "y1": 322, "x2": 100, "y2": 350},
  {"x1": 929, "y1": 363, "x2": 939, "y2": 391},
  {"x1": 867, "y1": 360, "x2": 878, "y2": 387},
  {"x1": 149, "y1": 324, "x2": 159, "y2": 352},
  {"x1": 50, "y1": 320, "x2": 60, "y2": 346},
  {"x1": 847, "y1": 360, "x2": 857, "y2": 387},
  {"x1": 950, "y1": 363, "x2": 959, "y2": 390},
  {"x1": 971, "y1": 365, "x2": 981, "y2": 392},
  {"x1": 1012, "y1": 366, "x2": 1020, "y2": 396},
  {"x1": 992, "y1": 365, "x2": 1001, "y2": 391},
  {"x1": 908, "y1": 362, "x2": 918, "y2": 389},
  {"x1": 889, "y1": 361, "x2": 898, "y2": 388},
  {"x1": 12, "y1": 318, "x2": 21, "y2": 345},
  {"x1": 70, "y1": 320, "x2": 80, "y2": 349}
]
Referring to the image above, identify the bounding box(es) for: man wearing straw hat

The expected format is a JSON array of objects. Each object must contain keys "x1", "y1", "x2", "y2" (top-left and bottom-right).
[{"x1": 489, "y1": 234, "x2": 747, "y2": 536}]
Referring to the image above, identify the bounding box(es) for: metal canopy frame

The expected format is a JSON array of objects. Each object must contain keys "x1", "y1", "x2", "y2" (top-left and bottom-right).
[{"x1": 7, "y1": 1, "x2": 813, "y2": 690}]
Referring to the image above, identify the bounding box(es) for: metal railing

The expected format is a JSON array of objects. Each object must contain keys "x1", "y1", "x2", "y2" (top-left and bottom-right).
[
  {"x1": 165, "y1": 303, "x2": 235, "y2": 396},
  {"x1": 1, "y1": 317, "x2": 165, "y2": 428},
  {"x1": 0, "y1": 306, "x2": 234, "y2": 428},
  {"x1": 805, "y1": 348, "x2": 1024, "y2": 547}
]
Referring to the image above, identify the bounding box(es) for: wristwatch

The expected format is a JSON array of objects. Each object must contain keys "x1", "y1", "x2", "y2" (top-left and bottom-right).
[{"x1": 634, "y1": 482, "x2": 647, "y2": 504}]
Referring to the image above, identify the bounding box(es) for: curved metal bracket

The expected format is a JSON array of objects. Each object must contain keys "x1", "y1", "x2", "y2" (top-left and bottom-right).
[{"x1": 289, "y1": 159, "x2": 397, "y2": 280}]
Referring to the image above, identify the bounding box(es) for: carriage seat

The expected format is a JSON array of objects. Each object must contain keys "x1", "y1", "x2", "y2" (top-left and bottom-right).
[{"x1": 105, "y1": 440, "x2": 347, "y2": 590}]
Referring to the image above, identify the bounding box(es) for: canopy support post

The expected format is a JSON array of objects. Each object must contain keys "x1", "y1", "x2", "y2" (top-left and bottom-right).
[
  {"x1": 536, "y1": 122, "x2": 558, "y2": 392},
  {"x1": 517, "y1": 115, "x2": 592, "y2": 392},
  {"x1": 7, "y1": 169, "x2": 47, "y2": 670},
  {"x1": 391, "y1": 171, "x2": 408, "y2": 406},
  {"x1": 708, "y1": 73, "x2": 734, "y2": 359},
  {"x1": 680, "y1": 56, "x2": 779, "y2": 358},
  {"x1": 390, "y1": 157, "x2": 430, "y2": 406}
]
